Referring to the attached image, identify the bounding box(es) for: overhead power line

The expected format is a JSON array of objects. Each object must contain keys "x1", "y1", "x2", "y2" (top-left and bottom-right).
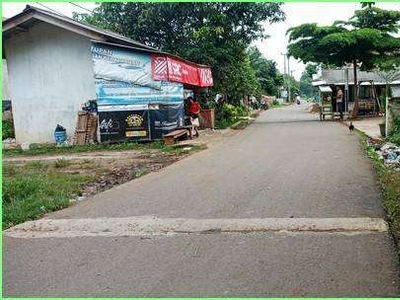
[
  {"x1": 69, "y1": 2, "x2": 95, "y2": 14},
  {"x1": 35, "y1": 2, "x2": 69, "y2": 18}
]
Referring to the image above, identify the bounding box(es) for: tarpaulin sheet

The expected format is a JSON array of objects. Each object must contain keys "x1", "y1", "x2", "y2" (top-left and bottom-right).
[
  {"x1": 95, "y1": 79, "x2": 184, "y2": 106},
  {"x1": 149, "y1": 103, "x2": 185, "y2": 140},
  {"x1": 91, "y1": 43, "x2": 184, "y2": 106}
]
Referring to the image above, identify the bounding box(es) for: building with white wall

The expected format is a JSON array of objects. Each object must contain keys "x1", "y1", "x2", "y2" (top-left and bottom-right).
[{"x1": 2, "y1": 5, "x2": 156, "y2": 143}]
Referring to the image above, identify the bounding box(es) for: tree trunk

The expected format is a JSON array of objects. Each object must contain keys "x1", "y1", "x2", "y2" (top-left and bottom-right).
[{"x1": 351, "y1": 59, "x2": 359, "y2": 118}]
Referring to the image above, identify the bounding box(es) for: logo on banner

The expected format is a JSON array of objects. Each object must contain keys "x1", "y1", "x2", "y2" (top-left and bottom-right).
[
  {"x1": 169, "y1": 61, "x2": 182, "y2": 77},
  {"x1": 126, "y1": 114, "x2": 144, "y2": 127},
  {"x1": 154, "y1": 57, "x2": 168, "y2": 78},
  {"x1": 200, "y1": 68, "x2": 213, "y2": 86}
]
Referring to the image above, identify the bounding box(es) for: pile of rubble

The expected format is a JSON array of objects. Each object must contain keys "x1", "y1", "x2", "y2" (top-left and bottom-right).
[
  {"x1": 2, "y1": 138, "x2": 18, "y2": 150},
  {"x1": 372, "y1": 141, "x2": 400, "y2": 171},
  {"x1": 307, "y1": 103, "x2": 321, "y2": 114}
]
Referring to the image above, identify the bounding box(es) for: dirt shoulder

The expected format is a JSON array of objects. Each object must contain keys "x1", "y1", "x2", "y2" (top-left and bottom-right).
[{"x1": 2, "y1": 128, "x2": 238, "y2": 229}]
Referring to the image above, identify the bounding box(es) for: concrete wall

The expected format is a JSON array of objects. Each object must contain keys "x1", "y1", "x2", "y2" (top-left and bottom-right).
[{"x1": 4, "y1": 22, "x2": 96, "y2": 143}]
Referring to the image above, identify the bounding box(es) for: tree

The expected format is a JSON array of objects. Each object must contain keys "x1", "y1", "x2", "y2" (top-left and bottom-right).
[
  {"x1": 247, "y1": 46, "x2": 284, "y2": 97},
  {"x1": 287, "y1": 6, "x2": 400, "y2": 117},
  {"x1": 74, "y1": 3, "x2": 285, "y2": 103},
  {"x1": 284, "y1": 75, "x2": 300, "y2": 101},
  {"x1": 299, "y1": 63, "x2": 318, "y2": 98}
]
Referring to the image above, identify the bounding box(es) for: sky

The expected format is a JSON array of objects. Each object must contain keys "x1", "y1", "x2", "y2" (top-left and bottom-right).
[{"x1": 2, "y1": 2, "x2": 400, "y2": 80}]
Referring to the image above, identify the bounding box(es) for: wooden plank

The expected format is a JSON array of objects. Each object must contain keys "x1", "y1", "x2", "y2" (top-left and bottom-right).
[{"x1": 164, "y1": 129, "x2": 187, "y2": 138}]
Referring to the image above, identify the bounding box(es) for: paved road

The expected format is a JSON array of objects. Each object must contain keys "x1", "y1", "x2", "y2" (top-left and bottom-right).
[{"x1": 3, "y1": 104, "x2": 399, "y2": 297}]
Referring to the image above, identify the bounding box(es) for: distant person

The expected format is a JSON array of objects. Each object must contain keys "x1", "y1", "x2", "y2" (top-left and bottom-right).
[
  {"x1": 336, "y1": 86, "x2": 344, "y2": 112},
  {"x1": 295, "y1": 94, "x2": 300, "y2": 105},
  {"x1": 187, "y1": 97, "x2": 200, "y2": 137}
]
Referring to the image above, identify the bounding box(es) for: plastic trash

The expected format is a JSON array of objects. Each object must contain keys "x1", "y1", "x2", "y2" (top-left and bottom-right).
[{"x1": 54, "y1": 124, "x2": 67, "y2": 144}]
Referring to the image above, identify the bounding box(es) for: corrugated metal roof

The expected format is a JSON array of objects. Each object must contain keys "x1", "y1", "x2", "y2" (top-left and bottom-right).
[
  {"x1": 313, "y1": 68, "x2": 400, "y2": 85},
  {"x1": 2, "y1": 5, "x2": 157, "y2": 51}
]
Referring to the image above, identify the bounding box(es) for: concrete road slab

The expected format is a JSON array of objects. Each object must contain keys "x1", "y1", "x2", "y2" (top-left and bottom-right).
[{"x1": 3, "y1": 232, "x2": 399, "y2": 297}]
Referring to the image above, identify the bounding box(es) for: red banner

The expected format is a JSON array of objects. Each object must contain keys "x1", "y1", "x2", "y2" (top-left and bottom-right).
[{"x1": 152, "y1": 54, "x2": 213, "y2": 87}]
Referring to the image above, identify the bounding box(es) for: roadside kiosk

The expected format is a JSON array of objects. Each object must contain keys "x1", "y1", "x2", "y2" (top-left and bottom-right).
[{"x1": 318, "y1": 85, "x2": 333, "y2": 121}]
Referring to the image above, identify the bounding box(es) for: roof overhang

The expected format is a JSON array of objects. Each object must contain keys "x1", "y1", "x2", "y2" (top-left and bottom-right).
[
  {"x1": 318, "y1": 86, "x2": 332, "y2": 92},
  {"x1": 2, "y1": 5, "x2": 157, "y2": 51}
]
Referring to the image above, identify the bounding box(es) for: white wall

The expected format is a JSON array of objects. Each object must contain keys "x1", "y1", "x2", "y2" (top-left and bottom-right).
[{"x1": 4, "y1": 22, "x2": 96, "y2": 143}]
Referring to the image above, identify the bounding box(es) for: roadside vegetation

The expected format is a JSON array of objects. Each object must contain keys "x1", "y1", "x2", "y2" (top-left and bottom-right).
[
  {"x1": 2, "y1": 119, "x2": 14, "y2": 140},
  {"x1": 2, "y1": 144, "x2": 206, "y2": 229},
  {"x1": 2, "y1": 162, "x2": 93, "y2": 229},
  {"x1": 361, "y1": 131, "x2": 400, "y2": 257},
  {"x1": 214, "y1": 103, "x2": 250, "y2": 129},
  {"x1": 388, "y1": 116, "x2": 400, "y2": 145},
  {"x1": 3, "y1": 140, "x2": 195, "y2": 157}
]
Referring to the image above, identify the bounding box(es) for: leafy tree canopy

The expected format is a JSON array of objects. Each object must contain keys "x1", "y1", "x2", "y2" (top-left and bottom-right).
[
  {"x1": 247, "y1": 46, "x2": 284, "y2": 96},
  {"x1": 300, "y1": 63, "x2": 318, "y2": 98},
  {"x1": 287, "y1": 7, "x2": 400, "y2": 71},
  {"x1": 287, "y1": 6, "x2": 400, "y2": 116}
]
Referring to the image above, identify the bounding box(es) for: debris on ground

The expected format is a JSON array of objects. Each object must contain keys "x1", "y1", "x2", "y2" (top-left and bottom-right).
[
  {"x1": 368, "y1": 139, "x2": 400, "y2": 171},
  {"x1": 2, "y1": 138, "x2": 17, "y2": 150},
  {"x1": 307, "y1": 103, "x2": 321, "y2": 114},
  {"x1": 82, "y1": 157, "x2": 179, "y2": 197},
  {"x1": 20, "y1": 142, "x2": 31, "y2": 151}
]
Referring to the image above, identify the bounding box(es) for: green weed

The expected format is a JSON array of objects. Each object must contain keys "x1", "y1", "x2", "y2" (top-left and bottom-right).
[{"x1": 2, "y1": 165, "x2": 92, "y2": 229}]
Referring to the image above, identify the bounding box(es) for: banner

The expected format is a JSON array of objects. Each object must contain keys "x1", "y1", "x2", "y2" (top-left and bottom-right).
[
  {"x1": 99, "y1": 110, "x2": 150, "y2": 142},
  {"x1": 149, "y1": 103, "x2": 185, "y2": 140},
  {"x1": 152, "y1": 54, "x2": 213, "y2": 87},
  {"x1": 95, "y1": 79, "x2": 184, "y2": 106},
  {"x1": 91, "y1": 43, "x2": 159, "y2": 89},
  {"x1": 91, "y1": 43, "x2": 184, "y2": 106}
]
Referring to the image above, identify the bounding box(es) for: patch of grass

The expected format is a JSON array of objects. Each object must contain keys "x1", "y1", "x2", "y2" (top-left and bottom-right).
[
  {"x1": 54, "y1": 158, "x2": 71, "y2": 168},
  {"x1": 359, "y1": 131, "x2": 400, "y2": 258},
  {"x1": 231, "y1": 119, "x2": 251, "y2": 130},
  {"x1": 2, "y1": 164, "x2": 93, "y2": 229},
  {"x1": 2, "y1": 140, "x2": 181, "y2": 157},
  {"x1": 25, "y1": 161, "x2": 45, "y2": 169},
  {"x1": 215, "y1": 118, "x2": 238, "y2": 129}
]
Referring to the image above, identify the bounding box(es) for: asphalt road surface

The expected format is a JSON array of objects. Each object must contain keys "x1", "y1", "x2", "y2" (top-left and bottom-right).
[{"x1": 3, "y1": 104, "x2": 399, "y2": 297}]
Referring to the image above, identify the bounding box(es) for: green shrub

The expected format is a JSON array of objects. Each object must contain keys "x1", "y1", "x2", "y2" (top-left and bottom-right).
[
  {"x1": 389, "y1": 116, "x2": 400, "y2": 145},
  {"x1": 235, "y1": 105, "x2": 249, "y2": 117},
  {"x1": 221, "y1": 103, "x2": 238, "y2": 120},
  {"x1": 2, "y1": 119, "x2": 14, "y2": 140}
]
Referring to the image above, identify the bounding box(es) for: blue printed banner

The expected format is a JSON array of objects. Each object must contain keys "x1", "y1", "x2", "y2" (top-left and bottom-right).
[
  {"x1": 95, "y1": 79, "x2": 184, "y2": 106},
  {"x1": 91, "y1": 42, "x2": 184, "y2": 106}
]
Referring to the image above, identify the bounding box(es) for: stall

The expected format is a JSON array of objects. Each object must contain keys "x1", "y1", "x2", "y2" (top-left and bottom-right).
[
  {"x1": 318, "y1": 85, "x2": 333, "y2": 121},
  {"x1": 91, "y1": 41, "x2": 213, "y2": 142}
]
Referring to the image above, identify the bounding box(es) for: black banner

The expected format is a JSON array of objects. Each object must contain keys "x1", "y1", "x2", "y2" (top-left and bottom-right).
[
  {"x1": 149, "y1": 103, "x2": 184, "y2": 140},
  {"x1": 99, "y1": 110, "x2": 150, "y2": 142}
]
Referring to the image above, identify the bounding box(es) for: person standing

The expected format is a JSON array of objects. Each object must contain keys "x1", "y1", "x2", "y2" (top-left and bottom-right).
[
  {"x1": 188, "y1": 97, "x2": 200, "y2": 137},
  {"x1": 336, "y1": 86, "x2": 344, "y2": 112}
]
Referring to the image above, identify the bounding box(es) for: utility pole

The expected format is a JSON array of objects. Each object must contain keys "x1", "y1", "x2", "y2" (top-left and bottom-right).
[
  {"x1": 287, "y1": 54, "x2": 291, "y2": 102},
  {"x1": 281, "y1": 53, "x2": 287, "y2": 102},
  {"x1": 344, "y1": 67, "x2": 349, "y2": 112}
]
